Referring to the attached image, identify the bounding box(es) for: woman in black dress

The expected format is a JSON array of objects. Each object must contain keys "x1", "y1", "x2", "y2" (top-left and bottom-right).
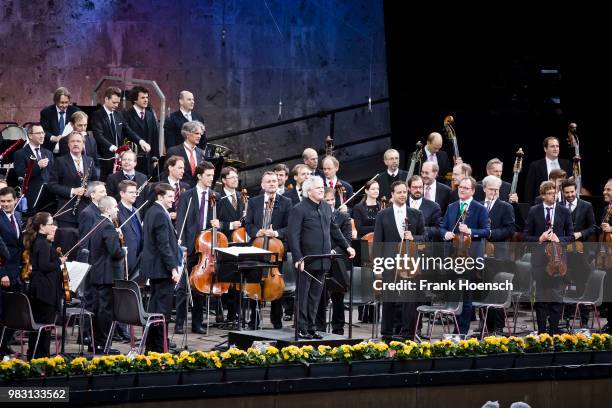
[{"x1": 24, "y1": 212, "x2": 65, "y2": 359}]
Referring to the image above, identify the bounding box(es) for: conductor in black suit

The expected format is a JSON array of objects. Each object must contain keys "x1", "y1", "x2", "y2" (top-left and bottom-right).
[
  {"x1": 47, "y1": 132, "x2": 97, "y2": 228},
  {"x1": 141, "y1": 183, "x2": 180, "y2": 352},
  {"x1": 524, "y1": 137, "x2": 573, "y2": 204},
  {"x1": 165, "y1": 121, "x2": 207, "y2": 188},
  {"x1": 123, "y1": 86, "x2": 159, "y2": 174},
  {"x1": 174, "y1": 161, "x2": 219, "y2": 334},
  {"x1": 90, "y1": 86, "x2": 151, "y2": 179},
  {"x1": 524, "y1": 181, "x2": 574, "y2": 334},
  {"x1": 376, "y1": 149, "x2": 408, "y2": 201},
  {"x1": 163, "y1": 91, "x2": 207, "y2": 150},
  {"x1": 13, "y1": 125, "x2": 54, "y2": 213},
  {"x1": 39, "y1": 87, "x2": 80, "y2": 152},
  {"x1": 421, "y1": 161, "x2": 451, "y2": 215},
  {"x1": 374, "y1": 181, "x2": 425, "y2": 340},
  {"x1": 244, "y1": 171, "x2": 293, "y2": 329},
  {"x1": 105, "y1": 150, "x2": 148, "y2": 208},
  {"x1": 288, "y1": 176, "x2": 355, "y2": 339}
]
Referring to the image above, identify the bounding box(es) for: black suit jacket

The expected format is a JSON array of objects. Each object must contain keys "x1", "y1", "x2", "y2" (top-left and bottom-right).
[
  {"x1": 245, "y1": 194, "x2": 292, "y2": 245},
  {"x1": 216, "y1": 191, "x2": 245, "y2": 238},
  {"x1": 0, "y1": 211, "x2": 23, "y2": 282},
  {"x1": 376, "y1": 170, "x2": 408, "y2": 201},
  {"x1": 141, "y1": 203, "x2": 179, "y2": 280},
  {"x1": 124, "y1": 107, "x2": 160, "y2": 157},
  {"x1": 324, "y1": 178, "x2": 354, "y2": 209},
  {"x1": 566, "y1": 199, "x2": 596, "y2": 241},
  {"x1": 90, "y1": 108, "x2": 142, "y2": 159},
  {"x1": 105, "y1": 171, "x2": 148, "y2": 208},
  {"x1": 374, "y1": 206, "x2": 425, "y2": 244},
  {"x1": 13, "y1": 144, "x2": 54, "y2": 210},
  {"x1": 88, "y1": 218, "x2": 124, "y2": 285},
  {"x1": 524, "y1": 203, "x2": 574, "y2": 267},
  {"x1": 163, "y1": 110, "x2": 207, "y2": 150},
  {"x1": 352, "y1": 202, "x2": 380, "y2": 238},
  {"x1": 78, "y1": 203, "x2": 102, "y2": 260},
  {"x1": 47, "y1": 154, "x2": 96, "y2": 226},
  {"x1": 524, "y1": 158, "x2": 573, "y2": 204},
  {"x1": 288, "y1": 197, "x2": 349, "y2": 271},
  {"x1": 416, "y1": 198, "x2": 442, "y2": 241},
  {"x1": 474, "y1": 180, "x2": 510, "y2": 202},
  {"x1": 423, "y1": 149, "x2": 451, "y2": 183},
  {"x1": 39, "y1": 104, "x2": 80, "y2": 151},
  {"x1": 165, "y1": 144, "x2": 207, "y2": 188},
  {"x1": 485, "y1": 199, "x2": 515, "y2": 261},
  {"x1": 58, "y1": 132, "x2": 100, "y2": 179},
  {"x1": 433, "y1": 181, "x2": 452, "y2": 215},
  {"x1": 118, "y1": 202, "x2": 143, "y2": 274},
  {"x1": 175, "y1": 187, "x2": 219, "y2": 257},
  {"x1": 283, "y1": 188, "x2": 301, "y2": 206},
  {"x1": 29, "y1": 234, "x2": 62, "y2": 309}
]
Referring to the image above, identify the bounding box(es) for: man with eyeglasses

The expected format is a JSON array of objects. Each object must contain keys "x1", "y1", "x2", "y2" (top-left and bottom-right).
[
  {"x1": 440, "y1": 176, "x2": 490, "y2": 335},
  {"x1": 524, "y1": 181, "x2": 574, "y2": 334},
  {"x1": 166, "y1": 121, "x2": 207, "y2": 188},
  {"x1": 14, "y1": 125, "x2": 54, "y2": 213}
]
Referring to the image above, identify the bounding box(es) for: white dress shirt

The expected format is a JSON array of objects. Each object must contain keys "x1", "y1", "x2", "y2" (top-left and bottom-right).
[{"x1": 393, "y1": 203, "x2": 407, "y2": 238}]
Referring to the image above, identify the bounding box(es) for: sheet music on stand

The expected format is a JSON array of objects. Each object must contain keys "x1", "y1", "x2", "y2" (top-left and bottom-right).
[
  {"x1": 66, "y1": 261, "x2": 91, "y2": 293},
  {"x1": 216, "y1": 246, "x2": 272, "y2": 256}
]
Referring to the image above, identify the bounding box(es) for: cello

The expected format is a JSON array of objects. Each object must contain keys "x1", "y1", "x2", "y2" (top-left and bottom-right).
[
  {"x1": 231, "y1": 189, "x2": 249, "y2": 243},
  {"x1": 566, "y1": 123, "x2": 591, "y2": 197},
  {"x1": 251, "y1": 196, "x2": 285, "y2": 301},
  {"x1": 190, "y1": 194, "x2": 230, "y2": 296}
]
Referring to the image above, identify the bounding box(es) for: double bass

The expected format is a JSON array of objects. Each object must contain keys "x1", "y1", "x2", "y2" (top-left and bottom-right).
[
  {"x1": 509, "y1": 148, "x2": 525, "y2": 259},
  {"x1": 250, "y1": 196, "x2": 285, "y2": 301},
  {"x1": 190, "y1": 194, "x2": 231, "y2": 296},
  {"x1": 567, "y1": 123, "x2": 591, "y2": 197},
  {"x1": 405, "y1": 140, "x2": 424, "y2": 182},
  {"x1": 443, "y1": 115, "x2": 461, "y2": 184}
]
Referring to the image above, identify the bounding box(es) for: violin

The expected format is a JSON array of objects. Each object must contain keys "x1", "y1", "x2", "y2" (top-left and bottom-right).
[
  {"x1": 250, "y1": 196, "x2": 285, "y2": 301},
  {"x1": 335, "y1": 183, "x2": 347, "y2": 207},
  {"x1": 443, "y1": 115, "x2": 461, "y2": 184},
  {"x1": 56, "y1": 247, "x2": 71, "y2": 302},
  {"x1": 231, "y1": 189, "x2": 249, "y2": 243},
  {"x1": 596, "y1": 205, "x2": 612, "y2": 269},
  {"x1": 452, "y1": 207, "x2": 471, "y2": 257},
  {"x1": 190, "y1": 194, "x2": 230, "y2": 296},
  {"x1": 544, "y1": 223, "x2": 567, "y2": 277},
  {"x1": 396, "y1": 216, "x2": 422, "y2": 280}
]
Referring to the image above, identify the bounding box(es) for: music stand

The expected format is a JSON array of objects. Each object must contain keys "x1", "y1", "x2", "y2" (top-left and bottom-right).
[
  {"x1": 294, "y1": 254, "x2": 353, "y2": 342},
  {"x1": 215, "y1": 246, "x2": 279, "y2": 332}
]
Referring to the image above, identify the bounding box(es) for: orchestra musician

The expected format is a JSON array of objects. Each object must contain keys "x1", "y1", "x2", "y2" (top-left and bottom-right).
[
  {"x1": 105, "y1": 150, "x2": 148, "y2": 208},
  {"x1": 420, "y1": 161, "x2": 451, "y2": 214},
  {"x1": 322, "y1": 156, "x2": 354, "y2": 211},
  {"x1": 524, "y1": 181, "x2": 574, "y2": 334},
  {"x1": 288, "y1": 176, "x2": 355, "y2": 339},
  {"x1": 58, "y1": 111, "x2": 101, "y2": 179},
  {"x1": 524, "y1": 137, "x2": 573, "y2": 205},
  {"x1": 147, "y1": 155, "x2": 189, "y2": 221},
  {"x1": 374, "y1": 181, "x2": 425, "y2": 341},
  {"x1": 163, "y1": 91, "x2": 207, "y2": 151},
  {"x1": 600, "y1": 179, "x2": 612, "y2": 333},
  {"x1": 39, "y1": 87, "x2": 80, "y2": 152},
  {"x1": 117, "y1": 180, "x2": 144, "y2": 280},
  {"x1": 123, "y1": 85, "x2": 160, "y2": 167},
  {"x1": 13, "y1": 124, "x2": 54, "y2": 213},
  {"x1": 376, "y1": 149, "x2": 408, "y2": 201},
  {"x1": 141, "y1": 183, "x2": 180, "y2": 352},
  {"x1": 244, "y1": 171, "x2": 292, "y2": 329},
  {"x1": 91, "y1": 86, "x2": 151, "y2": 179},
  {"x1": 302, "y1": 148, "x2": 324, "y2": 178},
  {"x1": 424, "y1": 132, "x2": 453, "y2": 183},
  {"x1": 284, "y1": 164, "x2": 310, "y2": 205},
  {"x1": 440, "y1": 176, "x2": 490, "y2": 335},
  {"x1": 174, "y1": 161, "x2": 219, "y2": 334},
  {"x1": 407, "y1": 175, "x2": 441, "y2": 242},
  {"x1": 475, "y1": 158, "x2": 513, "y2": 203},
  {"x1": 22, "y1": 212, "x2": 64, "y2": 359},
  {"x1": 352, "y1": 179, "x2": 381, "y2": 239},
  {"x1": 166, "y1": 121, "x2": 207, "y2": 188},
  {"x1": 0, "y1": 187, "x2": 24, "y2": 355}
]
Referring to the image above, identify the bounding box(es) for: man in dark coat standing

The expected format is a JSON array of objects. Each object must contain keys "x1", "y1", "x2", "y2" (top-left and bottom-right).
[
  {"x1": 524, "y1": 137, "x2": 573, "y2": 204},
  {"x1": 163, "y1": 90, "x2": 207, "y2": 150},
  {"x1": 39, "y1": 87, "x2": 80, "y2": 152}
]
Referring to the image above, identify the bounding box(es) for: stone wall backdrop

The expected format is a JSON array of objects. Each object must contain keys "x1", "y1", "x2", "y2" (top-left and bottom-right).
[{"x1": 0, "y1": 0, "x2": 390, "y2": 184}]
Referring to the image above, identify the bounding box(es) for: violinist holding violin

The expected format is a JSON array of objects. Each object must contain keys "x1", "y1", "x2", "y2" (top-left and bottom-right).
[
  {"x1": 322, "y1": 156, "x2": 353, "y2": 212},
  {"x1": 524, "y1": 181, "x2": 574, "y2": 334},
  {"x1": 23, "y1": 212, "x2": 66, "y2": 359}
]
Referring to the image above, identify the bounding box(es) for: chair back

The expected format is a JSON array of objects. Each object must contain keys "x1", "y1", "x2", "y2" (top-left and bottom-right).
[
  {"x1": 1, "y1": 292, "x2": 36, "y2": 331},
  {"x1": 513, "y1": 259, "x2": 533, "y2": 298},
  {"x1": 282, "y1": 252, "x2": 296, "y2": 295},
  {"x1": 111, "y1": 287, "x2": 144, "y2": 326},
  {"x1": 483, "y1": 272, "x2": 515, "y2": 307},
  {"x1": 580, "y1": 269, "x2": 607, "y2": 305}
]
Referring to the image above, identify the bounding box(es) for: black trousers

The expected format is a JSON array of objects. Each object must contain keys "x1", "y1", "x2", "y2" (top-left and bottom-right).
[
  {"x1": 534, "y1": 267, "x2": 564, "y2": 334},
  {"x1": 381, "y1": 301, "x2": 418, "y2": 339},
  {"x1": 175, "y1": 254, "x2": 206, "y2": 330},
  {"x1": 92, "y1": 284, "x2": 113, "y2": 347},
  {"x1": 249, "y1": 298, "x2": 283, "y2": 328},
  {"x1": 27, "y1": 298, "x2": 56, "y2": 359},
  {"x1": 146, "y1": 278, "x2": 174, "y2": 352},
  {"x1": 1, "y1": 281, "x2": 22, "y2": 351},
  {"x1": 223, "y1": 287, "x2": 240, "y2": 321},
  {"x1": 315, "y1": 288, "x2": 345, "y2": 332},
  {"x1": 297, "y1": 269, "x2": 326, "y2": 332}
]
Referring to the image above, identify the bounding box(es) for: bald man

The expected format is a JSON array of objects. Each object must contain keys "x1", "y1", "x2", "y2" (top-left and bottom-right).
[
  {"x1": 164, "y1": 90, "x2": 207, "y2": 150},
  {"x1": 302, "y1": 147, "x2": 323, "y2": 178},
  {"x1": 424, "y1": 132, "x2": 453, "y2": 183}
]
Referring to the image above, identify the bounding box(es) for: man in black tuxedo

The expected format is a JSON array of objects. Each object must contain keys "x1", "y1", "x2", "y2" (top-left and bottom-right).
[
  {"x1": 39, "y1": 87, "x2": 80, "y2": 152},
  {"x1": 474, "y1": 158, "x2": 512, "y2": 202},
  {"x1": 47, "y1": 132, "x2": 97, "y2": 228},
  {"x1": 154, "y1": 155, "x2": 189, "y2": 220},
  {"x1": 88, "y1": 196, "x2": 124, "y2": 354},
  {"x1": 105, "y1": 150, "x2": 148, "y2": 208},
  {"x1": 141, "y1": 183, "x2": 180, "y2": 352},
  {"x1": 165, "y1": 121, "x2": 207, "y2": 188},
  {"x1": 424, "y1": 132, "x2": 453, "y2": 183},
  {"x1": 13, "y1": 125, "x2": 54, "y2": 213},
  {"x1": 524, "y1": 181, "x2": 574, "y2": 334},
  {"x1": 421, "y1": 161, "x2": 451, "y2": 215},
  {"x1": 377, "y1": 149, "x2": 408, "y2": 201},
  {"x1": 163, "y1": 91, "x2": 207, "y2": 150},
  {"x1": 90, "y1": 86, "x2": 151, "y2": 179},
  {"x1": 58, "y1": 111, "x2": 101, "y2": 179},
  {"x1": 124, "y1": 86, "x2": 159, "y2": 174},
  {"x1": 302, "y1": 148, "x2": 324, "y2": 178},
  {"x1": 322, "y1": 156, "x2": 354, "y2": 210},
  {"x1": 0, "y1": 187, "x2": 24, "y2": 354},
  {"x1": 174, "y1": 161, "x2": 219, "y2": 334},
  {"x1": 244, "y1": 171, "x2": 293, "y2": 329},
  {"x1": 374, "y1": 181, "x2": 425, "y2": 340},
  {"x1": 480, "y1": 175, "x2": 515, "y2": 333},
  {"x1": 117, "y1": 180, "x2": 143, "y2": 280},
  {"x1": 407, "y1": 175, "x2": 441, "y2": 241},
  {"x1": 288, "y1": 176, "x2": 355, "y2": 339},
  {"x1": 284, "y1": 164, "x2": 310, "y2": 205},
  {"x1": 524, "y1": 137, "x2": 573, "y2": 204}
]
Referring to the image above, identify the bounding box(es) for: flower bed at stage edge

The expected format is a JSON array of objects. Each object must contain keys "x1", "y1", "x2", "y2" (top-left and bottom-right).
[{"x1": 2, "y1": 333, "x2": 612, "y2": 386}]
